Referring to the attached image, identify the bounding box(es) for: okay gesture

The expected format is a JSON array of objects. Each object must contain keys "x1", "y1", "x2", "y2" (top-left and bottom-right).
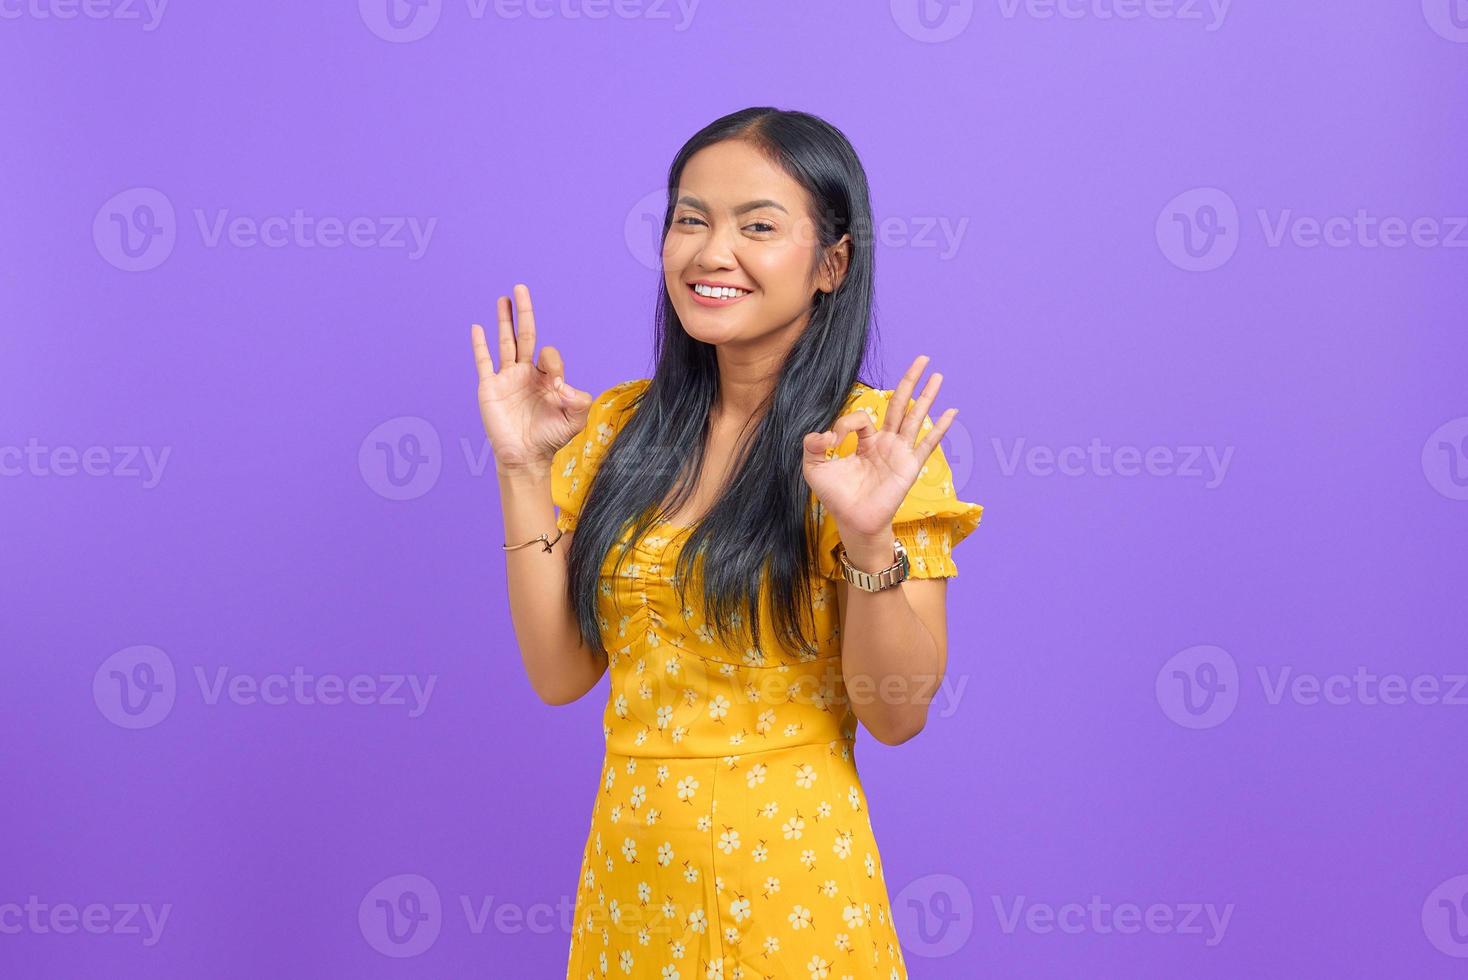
[{"x1": 800, "y1": 355, "x2": 960, "y2": 545}]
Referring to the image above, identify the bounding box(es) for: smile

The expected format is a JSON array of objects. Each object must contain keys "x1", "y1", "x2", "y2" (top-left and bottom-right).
[{"x1": 688, "y1": 282, "x2": 752, "y2": 306}]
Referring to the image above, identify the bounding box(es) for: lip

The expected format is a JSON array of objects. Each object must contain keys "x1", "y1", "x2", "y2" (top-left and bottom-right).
[{"x1": 686, "y1": 281, "x2": 754, "y2": 308}]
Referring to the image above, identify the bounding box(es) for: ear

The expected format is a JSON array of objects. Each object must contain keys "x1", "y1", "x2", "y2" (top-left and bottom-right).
[{"x1": 817, "y1": 233, "x2": 852, "y2": 295}]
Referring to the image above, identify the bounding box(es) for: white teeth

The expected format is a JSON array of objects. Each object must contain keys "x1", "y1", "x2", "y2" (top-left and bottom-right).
[{"x1": 693, "y1": 284, "x2": 749, "y2": 299}]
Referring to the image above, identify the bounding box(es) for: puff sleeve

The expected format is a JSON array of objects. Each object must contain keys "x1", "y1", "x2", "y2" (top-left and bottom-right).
[
  {"x1": 814, "y1": 386, "x2": 984, "y2": 579},
  {"x1": 550, "y1": 378, "x2": 651, "y2": 534}
]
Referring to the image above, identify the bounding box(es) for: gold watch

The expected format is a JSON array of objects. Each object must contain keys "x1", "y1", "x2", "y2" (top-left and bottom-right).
[{"x1": 837, "y1": 539, "x2": 910, "y2": 592}]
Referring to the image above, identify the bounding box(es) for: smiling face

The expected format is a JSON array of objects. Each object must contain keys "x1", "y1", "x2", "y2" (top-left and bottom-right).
[{"x1": 663, "y1": 139, "x2": 849, "y2": 351}]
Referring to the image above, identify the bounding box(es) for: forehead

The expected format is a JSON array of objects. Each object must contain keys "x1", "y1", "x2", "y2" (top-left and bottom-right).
[{"x1": 677, "y1": 140, "x2": 809, "y2": 214}]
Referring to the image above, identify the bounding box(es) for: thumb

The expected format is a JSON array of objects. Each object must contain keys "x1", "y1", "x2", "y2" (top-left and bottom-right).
[{"x1": 556, "y1": 378, "x2": 594, "y2": 420}]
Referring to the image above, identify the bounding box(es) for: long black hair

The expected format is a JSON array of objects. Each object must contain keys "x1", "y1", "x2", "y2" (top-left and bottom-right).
[{"x1": 567, "y1": 106, "x2": 882, "y2": 660}]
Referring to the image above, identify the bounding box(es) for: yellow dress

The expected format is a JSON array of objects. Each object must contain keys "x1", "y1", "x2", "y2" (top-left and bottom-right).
[{"x1": 554, "y1": 378, "x2": 983, "y2": 980}]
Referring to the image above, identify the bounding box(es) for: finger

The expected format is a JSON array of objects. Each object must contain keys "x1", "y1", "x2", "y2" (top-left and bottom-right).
[
  {"x1": 496, "y1": 295, "x2": 516, "y2": 371},
  {"x1": 513, "y1": 283, "x2": 537, "y2": 363},
  {"x1": 899, "y1": 370, "x2": 944, "y2": 446},
  {"x1": 884, "y1": 354, "x2": 930, "y2": 433},
  {"x1": 471, "y1": 323, "x2": 494, "y2": 378},
  {"x1": 832, "y1": 408, "x2": 878, "y2": 455},
  {"x1": 914, "y1": 407, "x2": 959, "y2": 461},
  {"x1": 801, "y1": 429, "x2": 835, "y2": 464},
  {"x1": 537, "y1": 345, "x2": 565, "y2": 385}
]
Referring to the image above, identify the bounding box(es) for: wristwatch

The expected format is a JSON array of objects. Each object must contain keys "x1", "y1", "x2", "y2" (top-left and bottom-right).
[{"x1": 836, "y1": 538, "x2": 910, "y2": 592}]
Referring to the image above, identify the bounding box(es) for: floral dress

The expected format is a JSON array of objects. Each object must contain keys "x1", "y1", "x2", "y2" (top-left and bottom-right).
[{"x1": 553, "y1": 379, "x2": 983, "y2": 980}]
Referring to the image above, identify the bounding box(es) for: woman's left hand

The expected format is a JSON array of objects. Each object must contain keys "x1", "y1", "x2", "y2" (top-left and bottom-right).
[{"x1": 801, "y1": 355, "x2": 960, "y2": 548}]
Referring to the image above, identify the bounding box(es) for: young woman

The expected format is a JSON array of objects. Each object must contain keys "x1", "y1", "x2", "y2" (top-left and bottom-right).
[{"x1": 471, "y1": 107, "x2": 982, "y2": 980}]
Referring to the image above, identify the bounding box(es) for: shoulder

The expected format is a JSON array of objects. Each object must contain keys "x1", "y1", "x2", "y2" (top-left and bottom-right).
[{"x1": 582, "y1": 377, "x2": 653, "y2": 433}]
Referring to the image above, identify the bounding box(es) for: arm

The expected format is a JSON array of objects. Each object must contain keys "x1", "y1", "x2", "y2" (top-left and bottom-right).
[
  {"x1": 834, "y1": 535, "x2": 949, "y2": 745},
  {"x1": 471, "y1": 283, "x2": 607, "y2": 707},
  {"x1": 497, "y1": 462, "x2": 607, "y2": 706},
  {"x1": 802, "y1": 354, "x2": 972, "y2": 747}
]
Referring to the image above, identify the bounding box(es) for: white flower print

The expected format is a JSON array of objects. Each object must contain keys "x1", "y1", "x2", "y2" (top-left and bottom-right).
[
  {"x1": 676, "y1": 776, "x2": 699, "y2": 802},
  {"x1": 630, "y1": 785, "x2": 646, "y2": 807},
  {"x1": 746, "y1": 763, "x2": 767, "y2": 788},
  {"x1": 751, "y1": 841, "x2": 769, "y2": 863},
  {"x1": 789, "y1": 905, "x2": 813, "y2": 930},
  {"x1": 819, "y1": 879, "x2": 838, "y2": 898},
  {"x1": 729, "y1": 896, "x2": 751, "y2": 923},
  {"x1": 717, "y1": 828, "x2": 741, "y2": 854},
  {"x1": 621, "y1": 837, "x2": 638, "y2": 863},
  {"x1": 687, "y1": 908, "x2": 707, "y2": 934},
  {"x1": 841, "y1": 903, "x2": 865, "y2": 929},
  {"x1": 708, "y1": 695, "x2": 730, "y2": 721},
  {"x1": 806, "y1": 955, "x2": 830, "y2": 979},
  {"x1": 657, "y1": 842, "x2": 674, "y2": 866},
  {"x1": 794, "y1": 763, "x2": 817, "y2": 789},
  {"x1": 782, "y1": 814, "x2": 806, "y2": 840},
  {"x1": 833, "y1": 830, "x2": 853, "y2": 859}
]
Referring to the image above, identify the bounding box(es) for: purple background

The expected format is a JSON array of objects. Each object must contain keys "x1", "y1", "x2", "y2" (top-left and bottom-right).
[{"x1": 3, "y1": 1, "x2": 1467, "y2": 976}]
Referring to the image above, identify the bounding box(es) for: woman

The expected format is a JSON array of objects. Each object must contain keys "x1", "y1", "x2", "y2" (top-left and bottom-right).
[{"x1": 471, "y1": 107, "x2": 982, "y2": 980}]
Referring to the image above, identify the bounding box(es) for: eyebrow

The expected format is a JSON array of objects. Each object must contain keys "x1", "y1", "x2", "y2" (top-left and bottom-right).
[{"x1": 676, "y1": 195, "x2": 789, "y2": 216}]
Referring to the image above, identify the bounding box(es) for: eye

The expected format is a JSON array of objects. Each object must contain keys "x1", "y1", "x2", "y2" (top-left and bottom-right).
[
  {"x1": 674, "y1": 215, "x2": 707, "y2": 228},
  {"x1": 745, "y1": 221, "x2": 776, "y2": 233}
]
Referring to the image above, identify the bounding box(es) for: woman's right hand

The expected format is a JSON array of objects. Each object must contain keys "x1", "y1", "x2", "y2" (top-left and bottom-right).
[{"x1": 470, "y1": 283, "x2": 594, "y2": 475}]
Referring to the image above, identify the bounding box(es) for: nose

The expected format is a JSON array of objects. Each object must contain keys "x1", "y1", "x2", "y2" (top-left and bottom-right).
[{"x1": 692, "y1": 220, "x2": 737, "y2": 271}]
